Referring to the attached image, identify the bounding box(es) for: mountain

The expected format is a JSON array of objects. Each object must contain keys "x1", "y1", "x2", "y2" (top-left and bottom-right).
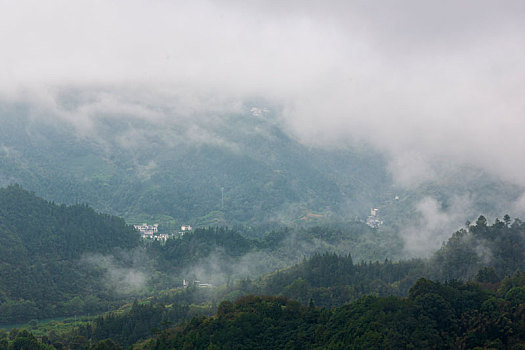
[
  {"x1": 52, "y1": 215, "x2": 523, "y2": 348},
  {"x1": 143, "y1": 277, "x2": 525, "y2": 349},
  {"x1": 2, "y1": 101, "x2": 517, "y2": 232},
  {"x1": 7, "y1": 274, "x2": 525, "y2": 349},
  {"x1": 0, "y1": 103, "x2": 394, "y2": 228},
  {"x1": 239, "y1": 216, "x2": 525, "y2": 307},
  {"x1": 0, "y1": 186, "x2": 401, "y2": 325},
  {"x1": 1, "y1": 195, "x2": 522, "y2": 346},
  {"x1": 0, "y1": 185, "x2": 139, "y2": 324}
]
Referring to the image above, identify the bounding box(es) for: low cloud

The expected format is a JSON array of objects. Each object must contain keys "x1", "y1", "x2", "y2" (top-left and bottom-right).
[
  {"x1": 1, "y1": 0, "x2": 525, "y2": 204},
  {"x1": 82, "y1": 249, "x2": 150, "y2": 295},
  {"x1": 179, "y1": 231, "x2": 330, "y2": 286},
  {"x1": 400, "y1": 196, "x2": 475, "y2": 257},
  {"x1": 179, "y1": 225, "x2": 401, "y2": 287},
  {"x1": 509, "y1": 193, "x2": 525, "y2": 219}
]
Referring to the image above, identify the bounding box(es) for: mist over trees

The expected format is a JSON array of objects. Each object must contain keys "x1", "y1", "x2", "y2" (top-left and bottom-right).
[
  {"x1": 0, "y1": 103, "x2": 521, "y2": 241},
  {"x1": 0, "y1": 185, "x2": 139, "y2": 323},
  {"x1": 1, "y1": 1, "x2": 524, "y2": 348},
  {"x1": 143, "y1": 276, "x2": 525, "y2": 349},
  {"x1": 1, "y1": 184, "x2": 522, "y2": 328},
  {"x1": 0, "y1": 186, "x2": 401, "y2": 324},
  {"x1": 1, "y1": 185, "x2": 522, "y2": 349}
]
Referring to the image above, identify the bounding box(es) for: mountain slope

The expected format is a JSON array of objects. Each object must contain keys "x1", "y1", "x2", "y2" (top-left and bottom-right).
[
  {"x1": 143, "y1": 278, "x2": 525, "y2": 349},
  {"x1": 0, "y1": 185, "x2": 140, "y2": 324},
  {"x1": 0, "y1": 101, "x2": 522, "y2": 235},
  {"x1": 0, "y1": 103, "x2": 395, "y2": 226}
]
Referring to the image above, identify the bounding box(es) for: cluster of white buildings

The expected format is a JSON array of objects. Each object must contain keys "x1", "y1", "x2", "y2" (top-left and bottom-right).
[
  {"x1": 366, "y1": 208, "x2": 383, "y2": 228},
  {"x1": 250, "y1": 106, "x2": 270, "y2": 117},
  {"x1": 134, "y1": 223, "x2": 192, "y2": 242},
  {"x1": 133, "y1": 223, "x2": 159, "y2": 236},
  {"x1": 183, "y1": 279, "x2": 213, "y2": 288}
]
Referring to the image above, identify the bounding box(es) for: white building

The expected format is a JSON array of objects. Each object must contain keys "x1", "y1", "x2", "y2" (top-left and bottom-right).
[
  {"x1": 183, "y1": 279, "x2": 212, "y2": 288},
  {"x1": 134, "y1": 223, "x2": 159, "y2": 238},
  {"x1": 366, "y1": 208, "x2": 383, "y2": 228}
]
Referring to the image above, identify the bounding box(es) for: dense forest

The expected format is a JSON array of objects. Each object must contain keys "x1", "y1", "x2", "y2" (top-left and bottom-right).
[
  {"x1": 247, "y1": 215, "x2": 525, "y2": 306},
  {"x1": 0, "y1": 185, "x2": 139, "y2": 323},
  {"x1": 148, "y1": 221, "x2": 405, "y2": 287},
  {"x1": 2, "y1": 1, "x2": 524, "y2": 348},
  {"x1": 5, "y1": 215, "x2": 516, "y2": 348},
  {"x1": 0, "y1": 104, "x2": 519, "y2": 229},
  {"x1": 0, "y1": 185, "x2": 523, "y2": 349},
  {"x1": 144, "y1": 274, "x2": 525, "y2": 349},
  {"x1": 42, "y1": 214, "x2": 523, "y2": 348},
  {"x1": 2, "y1": 273, "x2": 524, "y2": 349},
  {"x1": 0, "y1": 106, "x2": 393, "y2": 226},
  {"x1": 0, "y1": 186, "x2": 402, "y2": 324}
]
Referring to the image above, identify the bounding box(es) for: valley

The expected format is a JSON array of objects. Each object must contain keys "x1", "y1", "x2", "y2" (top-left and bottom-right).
[
  {"x1": 0, "y1": 107, "x2": 524, "y2": 348},
  {"x1": 2, "y1": 1, "x2": 525, "y2": 347},
  {"x1": 0, "y1": 185, "x2": 523, "y2": 348}
]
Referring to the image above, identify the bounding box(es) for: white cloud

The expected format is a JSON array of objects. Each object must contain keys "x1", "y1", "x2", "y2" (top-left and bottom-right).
[
  {"x1": 1, "y1": 0, "x2": 525, "y2": 188},
  {"x1": 400, "y1": 196, "x2": 475, "y2": 257}
]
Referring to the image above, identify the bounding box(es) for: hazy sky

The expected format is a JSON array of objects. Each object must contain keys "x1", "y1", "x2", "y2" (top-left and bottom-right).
[{"x1": 1, "y1": 0, "x2": 525, "y2": 188}]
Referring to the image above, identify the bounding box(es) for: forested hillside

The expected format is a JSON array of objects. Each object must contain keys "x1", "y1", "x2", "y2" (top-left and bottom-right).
[
  {"x1": 0, "y1": 185, "x2": 523, "y2": 349},
  {"x1": 145, "y1": 275, "x2": 525, "y2": 349},
  {"x1": 0, "y1": 103, "x2": 520, "y2": 230},
  {"x1": 0, "y1": 104, "x2": 392, "y2": 227},
  {"x1": 2, "y1": 1, "x2": 524, "y2": 348},
  {"x1": 241, "y1": 216, "x2": 525, "y2": 307},
  {"x1": 0, "y1": 186, "x2": 403, "y2": 325},
  {"x1": 0, "y1": 185, "x2": 139, "y2": 323},
  {"x1": 20, "y1": 215, "x2": 519, "y2": 349},
  {"x1": 7, "y1": 274, "x2": 523, "y2": 349},
  {"x1": 140, "y1": 215, "x2": 525, "y2": 312},
  {"x1": 433, "y1": 215, "x2": 525, "y2": 280},
  {"x1": 148, "y1": 222, "x2": 404, "y2": 288}
]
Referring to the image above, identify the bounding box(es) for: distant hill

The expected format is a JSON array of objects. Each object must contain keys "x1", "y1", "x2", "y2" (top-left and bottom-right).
[
  {"x1": 194, "y1": 215, "x2": 525, "y2": 309},
  {"x1": 0, "y1": 102, "x2": 520, "y2": 233},
  {"x1": 0, "y1": 102, "x2": 404, "y2": 227},
  {"x1": 144, "y1": 277, "x2": 525, "y2": 349},
  {"x1": 8, "y1": 212, "x2": 522, "y2": 347},
  {"x1": 0, "y1": 185, "x2": 140, "y2": 324},
  {"x1": 0, "y1": 186, "x2": 399, "y2": 324}
]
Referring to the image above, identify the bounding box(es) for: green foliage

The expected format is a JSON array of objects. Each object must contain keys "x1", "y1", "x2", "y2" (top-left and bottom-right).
[
  {"x1": 151, "y1": 227, "x2": 255, "y2": 271},
  {"x1": 1, "y1": 181, "x2": 524, "y2": 350},
  {"x1": 432, "y1": 216, "x2": 525, "y2": 280},
  {"x1": 0, "y1": 106, "x2": 393, "y2": 227},
  {"x1": 146, "y1": 221, "x2": 405, "y2": 291},
  {"x1": 0, "y1": 185, "x2": 405, "y2": 325},
  {"x1": 0, "y1": 329, "x2": 53, "y2": 350},
  {"x1": 63, "y1": 301, "x2": 194, "y2": 347},
  {"x1": 201, "y1": 216, "x2": 524, "y2": 309},
  {"x1": 0, "y1": 186, "x2": 140, "y2": 324},
  {"x1": 144, "y1": 279, "x2": 525, "y2": 349},
  {"x1": 89, "y1": 339, "x2": 120, "y2": 350}
]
